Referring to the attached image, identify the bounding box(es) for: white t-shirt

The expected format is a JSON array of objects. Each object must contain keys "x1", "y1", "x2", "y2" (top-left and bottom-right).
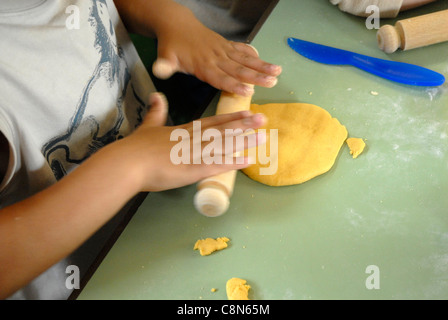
[{"x1": 0, "y1": 0, "x2": 155, "y2": 299}]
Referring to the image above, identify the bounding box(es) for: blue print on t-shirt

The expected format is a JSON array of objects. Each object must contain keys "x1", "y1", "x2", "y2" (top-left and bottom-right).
[{"x1": 42, "y1": 0, "x2": 146, "y2": 180}]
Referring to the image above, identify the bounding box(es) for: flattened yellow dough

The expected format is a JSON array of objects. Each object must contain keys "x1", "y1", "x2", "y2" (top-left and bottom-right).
[
  {"x1": 346, "y1": 137, "x2": 366, "y2": 159},
  {"x1": 226, "y1": 278, "x2": 250, "y2": 300},
  {"x1": 242, "y1": 103, "x2": 348, "y2": 187},
  {"x1": 193, "y1": 237, "x2": 229, "y2": 256}
]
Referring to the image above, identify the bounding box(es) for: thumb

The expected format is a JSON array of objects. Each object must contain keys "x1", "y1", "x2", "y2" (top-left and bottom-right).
[
  {"x1": 143, "y1": 92, "x2": 169, "y2": 127},
  {"x1": 152, "y1": 57, "x2": 180, "y2": 80}
]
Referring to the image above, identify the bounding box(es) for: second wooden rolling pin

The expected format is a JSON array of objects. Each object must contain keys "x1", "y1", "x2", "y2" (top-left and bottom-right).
[
  {"x1": 194, "y1": 87, "x2": 254, "y2": 217},
  {"x1": 377, "y1": 9, "x2": 448, "y2": 53}
]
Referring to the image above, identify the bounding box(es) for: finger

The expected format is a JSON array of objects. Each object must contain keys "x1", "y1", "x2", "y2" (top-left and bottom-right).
[
  {"x1": 193, "y1": 114, "x2": 267, "y2": 155},
  {"x1": 217, "y1": 112, "x2": 267, "y2": 134},
  {"x1": 231, "y1": 131, "x2": 266, "y2": 154},
  {"x1": 227, "y1": 42, "x2": 260, "y2": 58},
  {"x1": 200, "y1": 154, "x2": 254, "y2": 168},
  {"x1": 242, "y1": 43, "x2": 260, "y2": 57},
  {"x1": 197, "y1": 64, "x2": 255, "y2": 96},
  {"x1": 230, "y1": 42, "x2": 283, "y2": 76},
  {"x1": 200, "y1": 131, "x2": 266, "y2": 159},
  {"x1": 187, "y1": 113, "x2": 266, "y2": 164},
  {"x1": 217, "y1": 59, "x2": 278, "y2": 88},
  {"x1": 196, "y1": 112, "x2": 266, "y2": 135},
  {"x1": 196, "y1": 110, "x2": 253, "y2": 129},
  {"x1": 144, "y1": 92, "x2": 169, "y2": 127}
]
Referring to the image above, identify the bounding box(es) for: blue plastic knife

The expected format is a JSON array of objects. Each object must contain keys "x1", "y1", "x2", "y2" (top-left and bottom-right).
[{"x1": 287, "y1": 37, "x2": 445, "y2": 87}]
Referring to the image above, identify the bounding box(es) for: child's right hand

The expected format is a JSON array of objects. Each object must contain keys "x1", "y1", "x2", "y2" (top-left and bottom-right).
[
  {"x1": 117, "y1": 92, "x2": 266, "y2": 192},
  {"x1": 401, "y1": 0, "x2": 437, "y2": 11}
]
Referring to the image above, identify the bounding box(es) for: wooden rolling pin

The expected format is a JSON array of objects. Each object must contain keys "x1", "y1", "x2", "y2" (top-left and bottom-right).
[
  {"x1": 377, "y1": 9, "x2": 448, "y2": 53},
  {"x1": 194, "y1": 87, "x2": 254, "y2": 217}
]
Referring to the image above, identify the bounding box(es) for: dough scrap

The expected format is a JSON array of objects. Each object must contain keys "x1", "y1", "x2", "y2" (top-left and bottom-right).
[
  {"x1": 242, "y1": 103, "x2": 348, "y2": 186},
  {"x1": 226, "y1": 278, "x2": 250, "y2": 300},
  {"x1": 193, "y1": 237, "x2": 229, "y2": 256},
  {"x1": 346, "y1": 137, "x2": 366, "y2": 158}
]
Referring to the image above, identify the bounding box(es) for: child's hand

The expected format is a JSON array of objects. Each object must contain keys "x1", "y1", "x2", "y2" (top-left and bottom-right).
[
  {"x1": 120, "y1": 93, "x2": 266, "y2": 192},
  {"x1": 114, "y1": 0, "x2": 282, "y2": 96},
  {"x1": 401, "y1": 0, "x2": 437, "y2": 11},
  {"x1": 152, "y1": 16, "x2": 282, "y2": 97}
]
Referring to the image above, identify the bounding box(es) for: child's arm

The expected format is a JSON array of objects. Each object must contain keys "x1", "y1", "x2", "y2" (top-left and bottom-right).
[
  {"x1": 331, "y1": 0, "x2": 437, "y2": 17},
  {"x1": 401, "y1": 0, "x2": 437, "y2": 11},
  {"x1": 113, "y1": 0, "x2": 282, "y2": 97},
  {"x1": 0, "y1": 93, "x2": 265, "y2": 299}
]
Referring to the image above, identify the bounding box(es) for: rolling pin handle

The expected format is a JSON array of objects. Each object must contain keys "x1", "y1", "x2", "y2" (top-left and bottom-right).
[
  {"x1": 194, "y1": 187, "x2": 230, "y2": 217},
  {"x1": 193, "y1": 84, "x2": 255, "y2": 217},
  {"x1": 152, "y1": 58, "x2": 177, "y2": 79},
  {"x1": 377, "y1": 10, "x2": 448, "y2": 53},
  {"x1": 377, "y1": 25, "x2": 402, "y2": 53}
]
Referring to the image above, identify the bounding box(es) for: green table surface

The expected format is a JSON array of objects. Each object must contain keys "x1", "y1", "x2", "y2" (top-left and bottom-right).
[{"x1": 78, "y1": 0, "x2": 448, "y2": 299}]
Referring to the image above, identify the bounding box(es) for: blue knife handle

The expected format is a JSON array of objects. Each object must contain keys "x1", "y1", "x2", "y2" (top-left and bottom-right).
[{"x1": 349, "y1": 53, "x2": 445, "y2": 87}]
